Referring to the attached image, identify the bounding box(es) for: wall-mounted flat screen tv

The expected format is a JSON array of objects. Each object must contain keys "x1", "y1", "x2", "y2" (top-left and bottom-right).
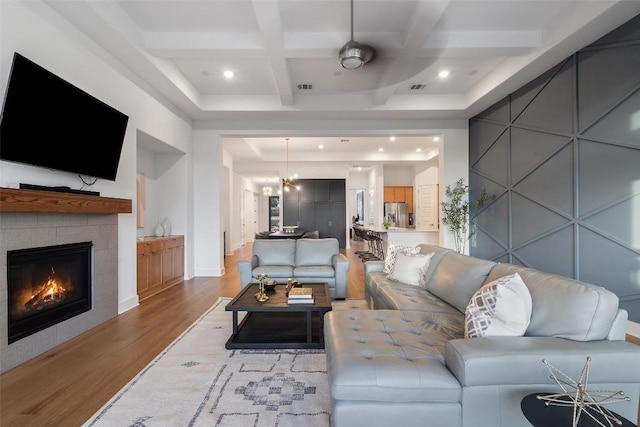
[{"x1": 0, "y1": 52, "x2": 129, "y2": 181}]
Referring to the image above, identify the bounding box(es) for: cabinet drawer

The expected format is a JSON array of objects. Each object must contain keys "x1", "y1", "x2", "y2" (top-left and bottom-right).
[
  {"x1": 164, "y1": 236, "x2": 184, "y2": 249},
  {"x1": 137, "y1": 240, "x2": 164, "y2": 255}
]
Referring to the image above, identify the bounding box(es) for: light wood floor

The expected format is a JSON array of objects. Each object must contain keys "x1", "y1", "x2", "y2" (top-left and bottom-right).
[{"x1": 1, "y1": 239, "x2": 638, "y2": 426}]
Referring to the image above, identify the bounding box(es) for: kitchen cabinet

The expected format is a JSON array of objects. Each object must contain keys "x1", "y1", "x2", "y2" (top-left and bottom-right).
[
  {"x1": 384, "y1": 186, "x2": 414, "y2": 213},
  {"x1": 137, "y1": 235, "x2": 184, "y2": 301}
]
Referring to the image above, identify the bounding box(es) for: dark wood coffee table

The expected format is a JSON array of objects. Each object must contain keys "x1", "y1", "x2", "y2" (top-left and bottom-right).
[{"x1": 225, "y1": 282, "x2": 332, "y2": 349}]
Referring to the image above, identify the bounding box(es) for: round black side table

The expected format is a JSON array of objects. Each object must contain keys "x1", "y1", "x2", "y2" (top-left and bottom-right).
[{"x1": 521, "y1": 393, "x2": 637, "y2": 427}]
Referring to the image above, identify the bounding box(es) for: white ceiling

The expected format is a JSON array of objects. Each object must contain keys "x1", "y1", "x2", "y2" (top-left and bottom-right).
[{"x1": 42, "y1": 0, "x2": 640, "y2": 179}]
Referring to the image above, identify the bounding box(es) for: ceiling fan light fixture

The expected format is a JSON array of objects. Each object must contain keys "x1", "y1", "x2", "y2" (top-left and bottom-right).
[
  {"x1": 338, "y1": 0, "x2": 375, "y2": 69},
  {"x1": 338, "y1": 40, "x2": 374, "y2": 69}
]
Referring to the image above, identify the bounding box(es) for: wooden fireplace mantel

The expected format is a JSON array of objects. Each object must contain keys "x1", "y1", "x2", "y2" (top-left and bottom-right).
[{"x1": 0, "y1": 187, "x2": 132, "y2": 214}]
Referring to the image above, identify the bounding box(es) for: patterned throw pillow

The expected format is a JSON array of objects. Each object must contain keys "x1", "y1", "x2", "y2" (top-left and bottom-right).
[
  {"x1": 389, "y1": 252, "x2": 434, "y2": 287},
  {"x1": 384, "y1": 243, "x2": 420, "y2": 274},
  {"x1": 464, "y1": 273, "x2": 532, "y2": 338}
]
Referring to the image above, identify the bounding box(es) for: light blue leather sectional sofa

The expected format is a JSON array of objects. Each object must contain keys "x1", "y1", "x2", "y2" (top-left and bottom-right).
[
  {"x1": 324, "y1": 243, "x2": 640, "y2": 427},
  {"x1": 237, "y1": 238, "x2": 350, "y2": 299}
]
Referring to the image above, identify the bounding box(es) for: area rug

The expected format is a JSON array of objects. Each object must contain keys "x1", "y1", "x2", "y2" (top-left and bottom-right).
[{"x1": 83, "y1": 298, "x2": 368, "y2": 427}]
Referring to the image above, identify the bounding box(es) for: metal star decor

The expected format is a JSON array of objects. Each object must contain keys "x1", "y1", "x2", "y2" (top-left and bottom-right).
[{"x1": 537, "y1": 357, "x2": 630, "y2": 427}]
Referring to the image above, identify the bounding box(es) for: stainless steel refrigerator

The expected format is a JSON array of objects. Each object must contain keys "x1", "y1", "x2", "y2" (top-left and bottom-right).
[{"x1": 384, "y1": 202, "x2": 408, "y2": 228}]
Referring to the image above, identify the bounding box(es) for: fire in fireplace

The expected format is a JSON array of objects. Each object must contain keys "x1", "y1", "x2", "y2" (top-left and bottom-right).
[{"x1": 7, "y1": 242, "x2": 92, "y2": 344}]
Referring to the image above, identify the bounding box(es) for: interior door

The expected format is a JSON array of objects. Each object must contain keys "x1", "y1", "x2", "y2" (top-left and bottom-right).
[
  {"x1": 417, "y1": 184, "x2": 438, "y2": 230},
  {"x1": 252, "y1": 193, "x2": 259, "y2": 238},
  {"x1": 243, "y1": 190, "x2": 253, "y2": 243}
]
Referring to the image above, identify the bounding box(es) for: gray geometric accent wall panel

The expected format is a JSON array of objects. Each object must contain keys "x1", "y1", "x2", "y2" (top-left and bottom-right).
[{"x1": 469, "y1": 14, "x2": 640, "y2": 323}]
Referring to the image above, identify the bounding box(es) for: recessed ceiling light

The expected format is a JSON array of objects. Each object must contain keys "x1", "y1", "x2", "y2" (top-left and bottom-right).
[
  {"x1": 357, "y1": 166, "x2": 362, "y2": 171},
  {"x1": 318, "y1": 144, "x2": 324, "y2": 150},
  {"x1": 389, "y1": 136, "x2": 396, "y2": 142},
  {"x1": 438, "y1": 70, "x2": 449, "y2": 79},
  {"x1": 223, "y1": 70, "x2": 234, "y2": 79},
  {"x1": 378, "y1": 148, "x2": 384, "y2": 152},
  {"x1": 416, "y1": 148, "x2": 422, "y2": 152}
]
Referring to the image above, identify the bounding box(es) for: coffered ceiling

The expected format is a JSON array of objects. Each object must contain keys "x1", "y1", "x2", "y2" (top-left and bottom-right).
[{"x1": 41, "y1": 0, "x2": 640, "y2": 173}]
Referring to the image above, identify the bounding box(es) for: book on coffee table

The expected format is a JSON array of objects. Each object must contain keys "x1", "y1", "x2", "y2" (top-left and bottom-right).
[
  {"x1": 288, "y1": 287, "x2": 313, "y2": 299},
  {"x1": 287, "y1": 297, "x2": 314, "y2": 304}
]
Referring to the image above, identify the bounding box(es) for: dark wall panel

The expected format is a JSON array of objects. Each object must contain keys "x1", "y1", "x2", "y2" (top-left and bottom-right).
[
  {"x1": 469, "y1": 14, "x2": 640, "y2": 323},
  {"x1": 283, "y1": 179, "x2": 346, "y2": 248}
]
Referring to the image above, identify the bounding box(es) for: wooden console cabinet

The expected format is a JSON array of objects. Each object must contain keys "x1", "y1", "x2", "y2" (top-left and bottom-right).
[{"x1": 137, "y1": 235, "x2": 184, "y2": 301}]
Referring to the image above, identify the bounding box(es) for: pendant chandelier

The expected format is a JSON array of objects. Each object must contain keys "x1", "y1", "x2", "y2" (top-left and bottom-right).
[{"x1": 282, "y1": 137, "x2": 300, "y2": 192}]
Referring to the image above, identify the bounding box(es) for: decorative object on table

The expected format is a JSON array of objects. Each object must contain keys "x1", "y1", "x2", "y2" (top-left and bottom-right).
[
  {"x1": 162, "y1": 218, "x2": 171, "y2": 236},
  {"x1": 285, "y1": 278, "x2": 299, "y2": 296},
  {"x1": 254, "y1": 273, "x2": 269, "y2": 302},
  {"x1": 288, "y1": 287, "x2": 314, "y2": 304},
  {"x1": 537, "y1": 357, "x2": 629, "y2": 427},
  {"x1": 441, "y1": 177, "x2": 474, "y2": 253},
  {"x1": 154, "y1": 221, "x2": 164, "y2": 237},
  {"x1": 264, "y1": 280, "x2": 277, "y2": 292},
  {"x1": 383, "y1": 220, "x2": 390, "y2": 229}
]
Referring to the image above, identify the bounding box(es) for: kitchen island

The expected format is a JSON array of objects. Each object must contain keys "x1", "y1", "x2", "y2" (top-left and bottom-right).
[{"x1": 355, "y1": 225, "x2": 439, "y2": 258}]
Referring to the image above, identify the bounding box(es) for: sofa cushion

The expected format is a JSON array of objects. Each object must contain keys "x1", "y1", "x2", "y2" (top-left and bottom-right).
[
  {"x1": 377, "y1": 281, "x2": 463, "y2": 315},
  {"x1": 295, "y1": 238, "x2": 338, "y2": 266},
  {"x1": 389, "y1": 252, "x2": 434, "y2": 287},
  {"x1": 426, "y1": 252, "x2": 496, "y2": 313},
  {"x1": 464, "y1": 273, "x2": 532, "y2": 338},
  {"x1": 253, "y1": 239, "x2": 296, "y2": 266},
  {"x1": 485, "y1": 264, "x2": 619, "y2": 341},
  {"x1": 416, "y1": 244, "x2": 452, "y2": 285},
  {"x1": 324, "y1": 310, "x2": 463, "y2": 403},
  {"x1": 384, "y1": 243, "x2": 420, "y2": 273},
  {"x1": 293, "y1": 265, "x2": 335, "y2": 278}
]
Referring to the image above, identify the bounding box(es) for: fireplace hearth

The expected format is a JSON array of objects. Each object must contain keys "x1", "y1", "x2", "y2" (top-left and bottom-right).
[{"x1": 7, "y1": 242, "x2": 92, "y2": 344}]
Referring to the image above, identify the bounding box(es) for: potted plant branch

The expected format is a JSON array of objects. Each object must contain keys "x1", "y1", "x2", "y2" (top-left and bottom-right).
[{"x1": 441, "y1": 178, "x2": 474, "y2": 253}]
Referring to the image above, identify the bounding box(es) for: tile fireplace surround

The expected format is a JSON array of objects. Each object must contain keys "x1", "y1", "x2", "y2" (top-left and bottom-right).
[{"x1": 0, "y1": 188, "x2": 131, "y2": 373}]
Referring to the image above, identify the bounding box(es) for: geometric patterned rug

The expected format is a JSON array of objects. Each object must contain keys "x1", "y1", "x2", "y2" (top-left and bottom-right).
[{"x1": 83, "y1": 297, "x2": 368, "y2": 427}]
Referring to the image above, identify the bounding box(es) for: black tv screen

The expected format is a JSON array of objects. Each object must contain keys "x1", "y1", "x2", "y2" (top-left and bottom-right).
[{"x1": 0, "y1": 53, "x2": 129, "y2": 181}]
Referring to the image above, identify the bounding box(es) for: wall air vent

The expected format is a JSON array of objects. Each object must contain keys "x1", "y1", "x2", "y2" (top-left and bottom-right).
[
  {"x1": 297, "y1": 83, "x2": 313, "y2": 90},
  {"x1": 409, "y1": 83, "x2": 427, "y2": 90}
]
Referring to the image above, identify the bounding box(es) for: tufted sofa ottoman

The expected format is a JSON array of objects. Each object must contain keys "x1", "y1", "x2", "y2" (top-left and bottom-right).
[{"x1": 324, "y1": 308, "x2": 465, "y2": 427}]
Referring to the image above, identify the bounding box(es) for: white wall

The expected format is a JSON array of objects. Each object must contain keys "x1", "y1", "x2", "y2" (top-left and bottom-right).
[
  {"x1": 193, "y1": 130, "x2": 224, "y2": 276},
  {"x1": 438, "y1": 129, "x2": 470, "y2": 250},
  {"x1": 383, "y1": 166, "x2": 416, "y2": 186}
]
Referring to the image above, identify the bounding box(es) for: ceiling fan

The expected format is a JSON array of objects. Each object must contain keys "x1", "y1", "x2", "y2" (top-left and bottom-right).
[{"x1": 338, "y1": 0, "x2": 375, "y2": 69}]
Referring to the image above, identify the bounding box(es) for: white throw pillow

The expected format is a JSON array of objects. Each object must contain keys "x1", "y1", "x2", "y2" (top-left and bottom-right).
[
  {"x1": 464, "y1": 273, "x2": 532, "y2": 338},
  {"x1": 389, "y1": 252, "x2": 434, "y2": 287},
  {"x1": 384, "y1": 243, "x2": 420, "y2": 274}
]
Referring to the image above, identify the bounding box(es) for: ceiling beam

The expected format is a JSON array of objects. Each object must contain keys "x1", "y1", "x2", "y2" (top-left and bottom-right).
[
  {"x1": 372, "y1": 0, "x2": 449, "y2": 106},
  {"x1": 251, "y1": 0, "x2": 294, "y2": 106}
]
